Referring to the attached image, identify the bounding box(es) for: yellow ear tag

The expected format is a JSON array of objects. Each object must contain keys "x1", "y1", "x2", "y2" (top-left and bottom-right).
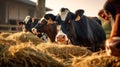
[
  {"x1": 75, "y1": 15, "x2": 81, "y2": 21},
  {"x1": 47, "y1": 18, "x2": 53, "y2": 24}
]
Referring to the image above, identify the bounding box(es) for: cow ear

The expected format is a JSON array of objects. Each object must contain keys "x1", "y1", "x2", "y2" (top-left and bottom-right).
[
  {"x1": 98, "y1": 9, "x2": 105, "y2": 19},
  {"x1": 75, "y1": 15, "x2": 81, "y2": 21},
  {"x1": 74, "y1": 9, "x2": 84, "y2": 21},
  {"x1": 75, "y1": 9, "x2": 84, "y2": 17},
  {"x1": 56, "y1": 15, "x2": 62, "y2": 25},
  {"x1": 19, "y1": 21, "x2": 25, "y2": 25},
  {"x1": 98, "y1": 9, "x2": 111, "y2": 21}
]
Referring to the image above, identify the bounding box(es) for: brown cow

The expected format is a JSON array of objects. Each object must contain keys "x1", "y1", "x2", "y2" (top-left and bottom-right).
[
  {"x1": 32, "y1": 14, "x2": 57, "y2": 42},
  {"x1": 104, "y1": 0, "x2": 120, "y2": 57},
  {"x1": 98, "y1": 9, "x2": 114, "y2": 38},
  {"x1": 106, "y1": 14, "x2": 120, "y2": 56}
]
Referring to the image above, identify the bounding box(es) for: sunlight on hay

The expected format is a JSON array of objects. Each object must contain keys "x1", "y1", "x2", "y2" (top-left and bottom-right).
[
  {"x1": 0, "y1": 32, "x2": 12, "y2": 39},
  {"x1": 0, "y1": 39, "x2": 16, "y2": 46},
  {"x1": 6, "y1": 32, "x2": 44, "y2": 45},
  {"x1": 72, "y1": 50, "x2": 120, "y2": 67},
  {"x1": 0, "y1": 44, "x2": 64, "y2": 67}
]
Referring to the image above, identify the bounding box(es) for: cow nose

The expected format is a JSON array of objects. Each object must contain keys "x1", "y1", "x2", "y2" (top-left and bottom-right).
[{"x1": 57, "y1": 35, "x2": 66, "y2": 41}]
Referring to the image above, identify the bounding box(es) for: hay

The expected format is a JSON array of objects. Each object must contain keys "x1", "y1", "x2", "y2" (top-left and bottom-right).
[
  {"x1": 6, "y1": 32, "x2": 44, "y2": 45},
  {"x1": 0, "y1": 44, "x2": 64, "y2": 67},
  {"x1": 0, "y1": 39, "x2": 16, "y2": 46},
  {"x1": 37, "y1": 44, "x2": 92, "y2": 59},
  {"x1": 36, "y1": 43, "x2": 92, "y2": 67},
  {"x1": 72, "y1": 50, "x2": 120, "y2": 67},
  {"x1": 0, "y1": 32, "x2": 11, "y2": 39}
]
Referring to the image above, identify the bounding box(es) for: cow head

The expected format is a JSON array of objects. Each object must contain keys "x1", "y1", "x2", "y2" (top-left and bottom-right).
[
  {"x1": 98, "y1": 9, "x2": 113, "y2": 22},
  {"x1": 19, "y1": 16, "x2": 38, "y2": 32},
  {"x1": 18, "y1": 16, "x2": 31, "y2": 32},
  {"x1": 32, "y1": 14, "x2": 56, "y2": 34},
  {"x1": 56, "y1": 8, "x2": 74, "y2": 24},
  {"x1": 32, "y1": 13, "x2": 57, "y2": 42},
  {"x1": 23, "y1": 16, "x2": 31, "y2": 24}
]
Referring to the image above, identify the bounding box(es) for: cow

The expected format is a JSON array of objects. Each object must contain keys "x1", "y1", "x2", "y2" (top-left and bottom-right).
[
  {"x1": 56, "y1": 8, "x2": 106, "y2": 52},
  {"x1": 98, "y1": 9, "x2": 114, "y2": 38},
  {"x1": 106, "y1": 14, "x2": 120, "y2": 57},
  {"x1": 19, "y1": 16, "x2": 48, "y2": 42},
  {"x1": 31, "y1": 14, "x2": 58, "y2": 42},
  {"x1": 103, "y1": 0, "x2": 120, "y2": 57}
]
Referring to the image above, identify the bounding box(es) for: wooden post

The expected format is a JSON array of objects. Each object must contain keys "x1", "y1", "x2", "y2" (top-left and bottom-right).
[{"x1": 36, "y1": 0, "x2": 46, "y2": 19}]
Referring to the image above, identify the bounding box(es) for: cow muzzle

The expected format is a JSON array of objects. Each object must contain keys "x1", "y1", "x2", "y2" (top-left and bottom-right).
[
  {"x1": 31, "y1": 28, "x2": 38, "y2": 35},
  {"x1": 56, "y1": 34, "x2": 68, "y2": 44},
  {"x1": 105, "y1": 37, "x2": 120, "y2": 57}
]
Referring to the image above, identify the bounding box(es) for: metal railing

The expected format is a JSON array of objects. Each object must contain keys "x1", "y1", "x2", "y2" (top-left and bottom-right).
[{"x1": 0, "y1": 24, "x2": 22, "y2": 32}]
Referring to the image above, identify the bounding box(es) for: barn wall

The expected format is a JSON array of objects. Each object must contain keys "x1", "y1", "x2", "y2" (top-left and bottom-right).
[
  {"x1": 0, "y1": 1, "x2": 6, "y2": 24},
  {"x1": 7, "y1": 1, "x2": 36, "y2": 22},
  {"x1": 0, "y1": 0, "x2": 36, "y2": 24}
]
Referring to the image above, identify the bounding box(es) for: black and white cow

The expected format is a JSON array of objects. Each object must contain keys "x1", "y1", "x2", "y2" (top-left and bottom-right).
[
  {"x1": 55, "y1": 25, "x2": 69, "y2": 44},
  {"x1": 56, "y1": 8, "x2": 106, "y2": 51},
  {"x1": 31, "y1": 14, "x2": 58, "y2": 42},
  {"x1": 19, "y1": 16, "x2": 48, "y2": 42}
]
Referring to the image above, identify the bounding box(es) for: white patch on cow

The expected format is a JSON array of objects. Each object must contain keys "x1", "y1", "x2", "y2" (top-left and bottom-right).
[
  {"x1": 59, "y1": 9, "x2": 70, "y2": 21},
  {"x1": 37, "y1": 17, "x2": 48, "y2": 25},
  {"x1": 112, "y1": 37, "x2": 120, "y2": 40},
  {"x1": 55, "y1": 30, "x2": 68, "y2": 42},
  {"x1": 56, "y1": 25, "x2": 61, "y2": 32},
  {"x1": 40, "y1": 33, "x2": 48, "y2": 42},
  {"x1": 31, "y1": 28, "x2": 38, "y2": 35},
  {"x1": 105, "y1": 39, "x2": 113, "y2": 56},
  {"x1": 39, "y1": 17, "x2": 45, "y2": 23},
  {"x1": 105, "y1": 37, "x2": 120, "y2": 49},
  {"x1": 55, "y1": 27, "x2": 68, "y2": 44},
  {"x1": 23, "y1": 16, "x2": 31, "y2": 24}
]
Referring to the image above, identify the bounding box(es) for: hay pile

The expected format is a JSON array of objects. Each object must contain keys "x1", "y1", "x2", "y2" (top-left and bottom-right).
[
  {"x1": 6, "y1": 32, "x2": 44, "y2": 45},
  {"x1": 0, "y1": 39, "x2": 16, "y2": 46},
  {"x1": 0, "y1": 44, "x2": 64, "y2": 67},
  {"x1": 0, "y1": 32, "x2": 11, "y2": 39},
  {"x1": 1, "y1": 32, "x2": 120, "y2": 67},
  {"x1": 37, "y1": 44, "x2": 92, "y2": 59},
  {"x1": 0, "y1": 32, "x2": 16, "y2": 46},
  {"x1": 72, "y1": 50, "x2": 120, "y2": 67},
  {"x1": 36, "y1": 44, "x2": 92, "y2": 67}
]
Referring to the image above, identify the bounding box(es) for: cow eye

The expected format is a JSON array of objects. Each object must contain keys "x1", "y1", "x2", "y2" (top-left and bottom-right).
[{"x1": 116, "y1": 43, "x2": 120, "y2": 49}]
